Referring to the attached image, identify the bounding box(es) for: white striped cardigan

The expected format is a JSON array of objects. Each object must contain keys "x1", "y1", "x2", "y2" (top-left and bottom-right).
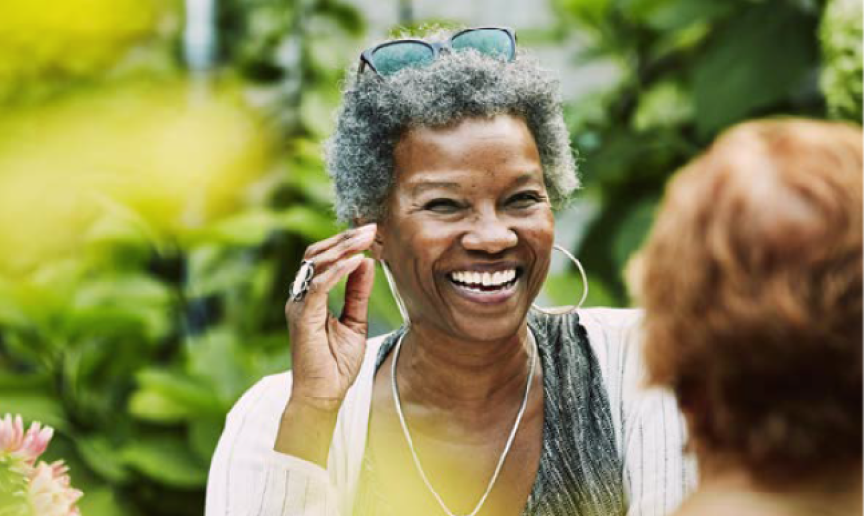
[{"x1": 206, "y1": 308, "x2": 697, "y2": 516}]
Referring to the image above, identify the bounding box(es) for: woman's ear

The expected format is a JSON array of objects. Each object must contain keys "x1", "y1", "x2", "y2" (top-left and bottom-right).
[{"x1": 370, "y1": 231, "x2": 384, "y2": 261}]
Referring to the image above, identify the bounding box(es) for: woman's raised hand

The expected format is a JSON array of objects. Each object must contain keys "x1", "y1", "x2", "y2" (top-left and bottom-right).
[
  {"x1": 276, "y1": 224, "x2": 377, "y2": 465},
  {"x1": 284, "y1": 223, "x2": 377, "y2": 412}
]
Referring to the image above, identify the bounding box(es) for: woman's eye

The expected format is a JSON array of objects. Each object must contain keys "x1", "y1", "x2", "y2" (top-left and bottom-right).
[
  {"x1": 507, "y1": 192, "x2": 542, "y2": 208},
  {"x1": 423, "y1": 199, "x2": 462, "y2": 213}
]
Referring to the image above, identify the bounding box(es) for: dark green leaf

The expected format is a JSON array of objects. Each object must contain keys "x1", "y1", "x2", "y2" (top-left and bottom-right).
[
  {"x1": 120, "y1": 435, "x2": 209, "y2": 488},
  {"x1": 188, "y1": 419, "x2": 224, "y2": 463},
  {"x1": 629, "y1": 0, "x2": 733, "y2": 31},
  {"x1": 612, "y1": 197, "x2": 658, "y2": 269},
  {"x1": 131, "y1": 369, "x2": 225, "y2": 420},
  {"x1": 692, "y1": 2, "x2": 819, "y2": 137},
  {"x1": 75, "y1": 487, "x2": 129, "y2": 516},
  {"x1": 0, "y1": 388, "x2": 67, "y2": 431},
  {"x1": 75, "y1": 435, "x2": 131, "y2": 483}
]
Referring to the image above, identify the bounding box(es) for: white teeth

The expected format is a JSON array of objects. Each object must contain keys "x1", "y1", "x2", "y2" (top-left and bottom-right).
[{"x1": 450, "y1": 269, "x2": 517, "y2": 287}]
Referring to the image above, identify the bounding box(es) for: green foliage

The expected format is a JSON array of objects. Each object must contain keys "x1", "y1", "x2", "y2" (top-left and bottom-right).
[
  {"x1": 0, "y1": 1, "x2": 852, "y2": 514},
  {"x1": 0, "y1": 1, "x2": 367, "y2": 515},
  {"x1": 0, "y1": 456, "x2": 31, "y2": 516},
  {"x1": 820, "y1": 0, "x2": 863, "y2": 121},
  {"x1": 553, "y1": 0, "x2": 827, "y2": 304}
]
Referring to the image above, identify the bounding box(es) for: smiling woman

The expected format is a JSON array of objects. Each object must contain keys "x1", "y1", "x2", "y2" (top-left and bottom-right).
[
  {"x1": 384, "y1": 115, "x2": 554, "y2": 342},
  {"x1": 206, "y1": 27, "x2": 695, "y2": 516}
]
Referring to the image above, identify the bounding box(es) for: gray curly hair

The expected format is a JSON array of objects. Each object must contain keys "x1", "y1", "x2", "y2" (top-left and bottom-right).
[{"x1": 324, "y1": 29, "x2": 579, "y2": 223}]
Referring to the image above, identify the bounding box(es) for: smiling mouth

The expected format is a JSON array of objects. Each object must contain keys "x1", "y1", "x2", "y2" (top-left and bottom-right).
[{"x1": 447, "y1": 268, "x2": 523, "y2": 294}]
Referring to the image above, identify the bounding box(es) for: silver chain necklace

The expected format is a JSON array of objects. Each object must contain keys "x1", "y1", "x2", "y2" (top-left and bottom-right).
[{"x1": 390, "y1": 331, "x2": 538, "y2": 516}]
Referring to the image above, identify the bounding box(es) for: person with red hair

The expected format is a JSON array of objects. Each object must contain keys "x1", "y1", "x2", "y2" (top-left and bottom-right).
[{"x1": 634, "y1": 119, "x2": 863, "y2": 515}]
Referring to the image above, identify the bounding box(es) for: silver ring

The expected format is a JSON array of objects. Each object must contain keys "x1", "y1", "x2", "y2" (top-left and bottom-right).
[{"x1": 289, "y1": 259, "x2": 315, "y2": 302}]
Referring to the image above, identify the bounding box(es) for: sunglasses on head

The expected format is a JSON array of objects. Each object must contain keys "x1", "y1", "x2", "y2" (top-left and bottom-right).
[{"x1": 358, "y1": 27, "x2": 517, "y2": 78}]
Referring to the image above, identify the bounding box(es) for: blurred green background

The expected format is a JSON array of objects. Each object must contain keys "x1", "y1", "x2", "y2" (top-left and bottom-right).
[{"x1": 0, "y1": 0, "x2": 859, "y2": 514}]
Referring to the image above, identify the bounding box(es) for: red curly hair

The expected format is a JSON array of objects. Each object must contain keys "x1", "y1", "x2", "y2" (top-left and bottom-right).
[{"x1": 637, "y1": 119, "x2": 862, "y2": 484}]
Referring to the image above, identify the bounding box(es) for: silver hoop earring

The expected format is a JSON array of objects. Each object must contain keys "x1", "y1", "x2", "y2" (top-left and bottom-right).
[
  {"x1": 380, "y1": 260, "x2": 411, "y2": 327},
  {"x1": 532, "y1": 244, "x2": 589, "y2": 315}
]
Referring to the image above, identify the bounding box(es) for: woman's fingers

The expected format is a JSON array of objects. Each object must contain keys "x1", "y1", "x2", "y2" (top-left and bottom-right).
[
  {"x1": 299, "y1": 253, "x2": 367, "y2": 318},
  {"x1": 303, "y1": 224, "x2": 376, "y2": 263},
  {"x1": 286, "y1": 225, "x2": 377, "y2": 331},
  {"x1": 340, "y1": 258, "x2": 375, "y2": 333},
  {"x1": 308, "y1": 229, "x2": 375, "y2": 275}
]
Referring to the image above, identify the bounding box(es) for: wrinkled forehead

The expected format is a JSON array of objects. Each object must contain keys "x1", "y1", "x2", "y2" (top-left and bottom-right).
[
  {"x1": 392, "y1": 114, "x2": 544, "y2": 194},
  {"x1": 396, "y1": 114, "x2": 539, "y2": 162}
]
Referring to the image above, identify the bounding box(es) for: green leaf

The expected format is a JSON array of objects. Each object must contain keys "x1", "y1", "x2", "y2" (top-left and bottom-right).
[
  {"x1": 131, "y1": 370, "x2": 224, "y2": 421},
  {"x1": 69, "y1": 274, "x2": 172, "y2": 341},
  {"x1": 627, "y1": 0, "x2": 733, "y2": 31},
  {"x1": 632, "y1": 80, "x2": 693, "y2": 131},
  {"x1": 277, "y1": 206, "x2": 339, "y2": 241},
  {"x1": 692, "y1": 2, "x2": 819, "y2": 137},
  {"x1": 612, "y1": 197, "x2": 658, "y2": 269},
  {"x1": 84, "y1": 192, "x2": 164, "y2": 251},
  {"x1": 120, "y1": 435, "x2": 209, "y2": 488},
  {"x1": 0, "y1": 277, "x2": 29, "y2": 327},
  {"x1": 543, "y1": 271, "x2": 617, "y2": 308},
  {"x1": 128, "y1": 390, "x2": 192, "y2": 423},
  {"x1": 192, "y1": 209, "x2": 284, "y2": 247},
  {"x1": 0, "y1": 456, "x2": 31, "y2": 516},
  {"x1": 190, "y1": 206, "x2": 338, "y2": 247},
  {"x1": 283, "y1": 140, "x2": 333, "y2": 206},
  {"x1": 75, "y1": 436, "x2": 131, "y2": 483},
  {"x1": 300, "y1": 89, "x2": 337, "y2": 138},
  {"x1": 307, "y1": 22, "x2": 352, "y2": 75},
  {"x1": 188, "y1": 419, "x2": 224, "y2": 463},
  {"x1": 554, "y1": 0, "x2": 613, "y2": 28},
  {"x1": 580, "y1": 130, "x2": 684, "y2": 186},
  {"x1": 0, "y1": 391, "x2": 67, "y2": 431},
  {"x1": 315, "y1": 0, "x2": 364, "y2": 35},
  {"x1": 185, "y1": 246, "x2": 255, "y2": 297},
  {"x1": 75, "y1": 487, "x2": 128, "y2": 516},
  {"x1": 820, "y1": 0, "x2": 863, "y2": 121},
  {"x1": 0, "y1": 372, "x2": 51, "y2": 390},
  {"x1": 185, "y1": 328, "x2": 255, "y2": 403}
]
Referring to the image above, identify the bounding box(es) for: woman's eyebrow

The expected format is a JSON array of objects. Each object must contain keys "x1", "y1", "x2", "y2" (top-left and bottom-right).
[
  {"x1": 409, "y1": 181, "x2": 461, "y2": 195},
  {"x1": 510, "y1": 172, "x2": 543, "y2": 187}
]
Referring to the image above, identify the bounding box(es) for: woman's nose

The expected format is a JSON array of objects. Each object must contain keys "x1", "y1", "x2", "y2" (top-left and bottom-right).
[{"x1": 461, "y1": 215, "x2": 518, "y2": 254}]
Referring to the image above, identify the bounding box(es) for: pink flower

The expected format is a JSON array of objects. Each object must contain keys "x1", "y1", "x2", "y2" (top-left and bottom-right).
[
  {"x1": 28, "y1": 460, "x2": 83, "y2": 516},
  {"x1": 0, "y1": 414, "x2": 82, "y2": 515},
  {"x1": 0, "y1": 414, "x2": 54, "y2": 464}
]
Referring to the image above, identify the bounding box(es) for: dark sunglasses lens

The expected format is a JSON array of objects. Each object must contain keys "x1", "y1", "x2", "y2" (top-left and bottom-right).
[
  {"x1": 371, "y1": 42, "x2": 435, "y2": 76},
  {"x1": 451, "y1": 29, "x2": 514, "y2": 61}
]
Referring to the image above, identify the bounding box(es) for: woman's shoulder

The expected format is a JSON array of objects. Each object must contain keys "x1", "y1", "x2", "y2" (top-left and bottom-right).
[
  {"x1": 529, "y1": 307, "x2": 648, "y2": 412},
  {"x1": 573, "y1": 307, "x2": 646, "y2": 387},
  {"x1": 530, "y1": 308, "x2": 650, "y2": 429},
  {"x1": 577, "y1": 307, "x2": 643, "y2": 332},
  {"x1": 576, "y1": 307, "x2": 643, "y2": 361},
  {"x1": 529, "y1": 307, "x2": 643, "y2": 356}
]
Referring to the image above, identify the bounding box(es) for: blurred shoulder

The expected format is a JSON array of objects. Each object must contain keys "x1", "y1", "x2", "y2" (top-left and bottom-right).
[
  {"x1": 528, "y1": 307, "x2": 642, "y2": 349},
  {"x1": 578, "y1": 307, "x2": 643, "y2": 332},
  {"x1": 577, "y1": 308, "x2": 643, "y2": 359},
  {"x1": 575, "y1": 307, "x2": 648, "y2": 397}
]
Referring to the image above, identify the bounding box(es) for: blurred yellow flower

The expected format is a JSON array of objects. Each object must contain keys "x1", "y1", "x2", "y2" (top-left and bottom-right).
[
  {"x1": 0, "y1": 0, "x2": 169, "y2": 100},
  {"x1": 0, "y1": 82, "x2": 274, "y2": 274}
]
